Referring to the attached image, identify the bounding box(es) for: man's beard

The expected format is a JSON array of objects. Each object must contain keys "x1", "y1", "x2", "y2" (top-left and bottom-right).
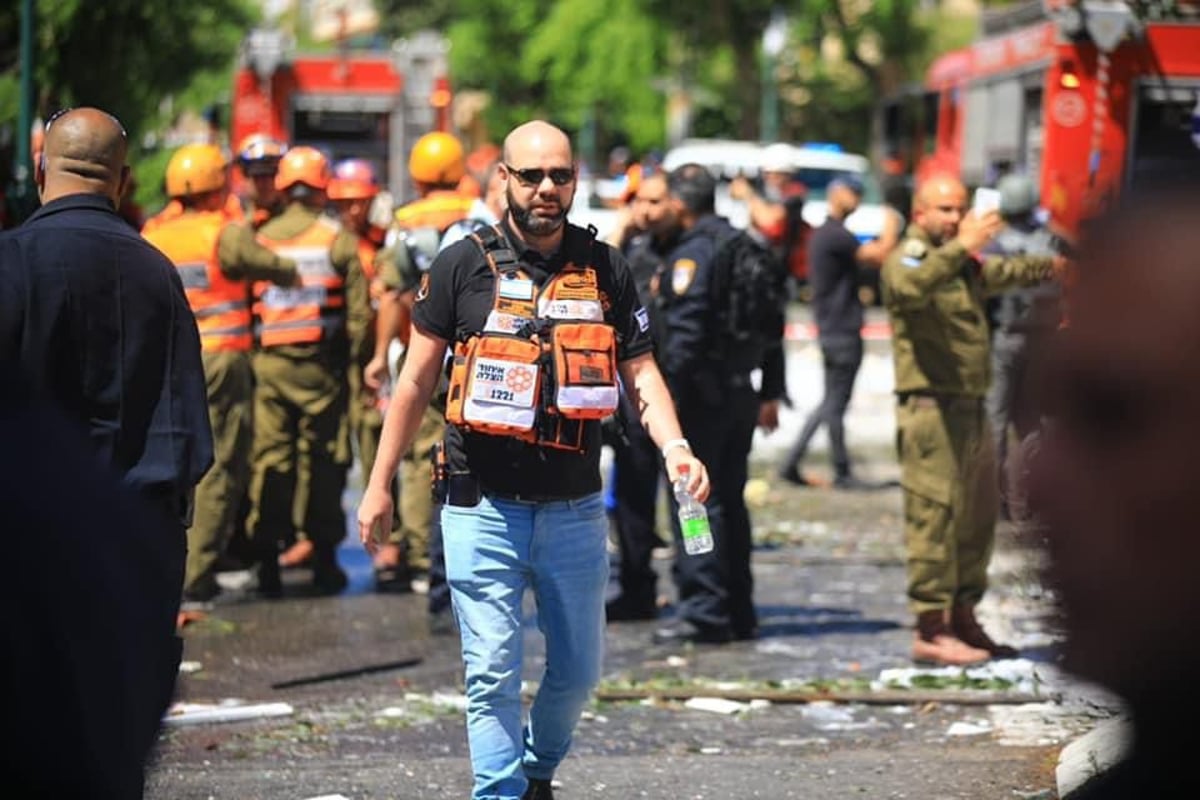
[{"x1": 508, "y1": 186, "x2": 572, "y2": 236}]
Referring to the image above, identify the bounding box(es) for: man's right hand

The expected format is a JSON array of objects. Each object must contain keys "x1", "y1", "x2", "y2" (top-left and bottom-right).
[
  {"x1": 364, "y1": 354, "x2": 389, "y2": 392},
  {"x1": 357, "y1": 486, "x2": 395, "y2": 556},
  {"x1": 955, "y1": 210, "x2": 1004, "y2": 253}
]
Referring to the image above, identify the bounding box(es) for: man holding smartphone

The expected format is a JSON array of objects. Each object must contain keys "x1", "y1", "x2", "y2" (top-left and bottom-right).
[{"x1": 881, "y1": 173, "x2": 1064, "y2": 666}]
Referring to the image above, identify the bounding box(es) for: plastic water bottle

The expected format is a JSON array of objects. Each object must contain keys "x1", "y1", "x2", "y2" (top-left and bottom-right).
[{"x1": 674, "y1": 465, "x2": 713, "y2": 555}]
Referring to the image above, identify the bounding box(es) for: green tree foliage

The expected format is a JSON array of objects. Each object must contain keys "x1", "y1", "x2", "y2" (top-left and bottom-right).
[
  {"x1": 0, "y1": 0, "x2": 258, "y2": 136},
  {"x1": 0, "y1": 0, "x2": 259, "y2": 213},
  {"x1": 444, "y1": 0, "x2": 554, "y2": 140},
  {"x1": 646, "y1": 0, "x2": 783, "y2": 140},
  {"x1": 523, "y1": 0, "x2": 666, "y2": 152}
]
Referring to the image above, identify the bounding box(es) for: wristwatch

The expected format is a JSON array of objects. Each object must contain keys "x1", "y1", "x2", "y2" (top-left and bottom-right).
[{"x1": 660, "y1": 438, "x2": 691, "y2": 459}]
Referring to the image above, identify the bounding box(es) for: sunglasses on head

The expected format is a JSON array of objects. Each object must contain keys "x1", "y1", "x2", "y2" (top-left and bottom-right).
[{"x1": 505, "y1": 164, "x2": 575, "y2": 187}]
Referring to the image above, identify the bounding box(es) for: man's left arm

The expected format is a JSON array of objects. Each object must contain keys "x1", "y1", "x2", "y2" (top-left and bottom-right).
[
  {"x1": 609, "y1": 244, "x2": 709, "y2": 499},
  {"x1": 619, "y1": 354, "x2": 709, "y2": 502}
]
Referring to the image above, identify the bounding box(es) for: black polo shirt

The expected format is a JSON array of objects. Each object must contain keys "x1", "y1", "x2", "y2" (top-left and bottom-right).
[
  {"x1": 808, "y1": 215, "x2": 864, "y2": 339},
  {"x1": 0, "y1": 193, "x2": 213, "y2": 509},
  {"x1": 412, "y1": 219, "x2": 653, "y2": 499}
]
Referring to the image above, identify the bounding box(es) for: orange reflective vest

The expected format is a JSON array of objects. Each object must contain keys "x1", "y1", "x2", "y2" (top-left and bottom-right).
[
  {"x1": 254, "y1": 217, "x2": 345, "y2": 347},
  {"x1": 393, "y1": 190, "x2": 476, "y2": 234},
  {"x1": 143, "y1": 210, "x2": 253, "y2": 353}
]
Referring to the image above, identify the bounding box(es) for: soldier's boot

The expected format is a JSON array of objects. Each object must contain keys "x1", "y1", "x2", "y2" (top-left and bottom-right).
[
  {"x1": 312, "y1": 546, "x2": 348, "y2": 596},
  {"x1": 952, "y1": 604, "x2": 1019, "y2": 659},
  {"x1": 255, "y1": 547, "x2": 283, "y2": 600},
  {"x1": 912, "y1": 610, "x2": 991, "y2": 666}
]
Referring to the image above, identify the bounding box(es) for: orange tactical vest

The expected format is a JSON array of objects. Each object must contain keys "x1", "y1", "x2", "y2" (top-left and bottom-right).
[
  {"x1": 142, "y1": 210, "x2": 253, "y2": 353},
  {"x1": 444, "y1": 226, "x2": 620, "y2": 453},
  {"x1": 393, "y1": 190, "x2": 476, "y2": 234},
  {"x1": 253, "y1": 217, "x2": 345, "y2": 347}
]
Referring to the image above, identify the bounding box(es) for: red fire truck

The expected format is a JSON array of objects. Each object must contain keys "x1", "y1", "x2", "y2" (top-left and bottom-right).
[
  {"x1": 230, "y1": 27, "x2": 452, "y2": 202},
  {"x1": 884, "y1": 0, "x2": 1200, "y2": 236}
]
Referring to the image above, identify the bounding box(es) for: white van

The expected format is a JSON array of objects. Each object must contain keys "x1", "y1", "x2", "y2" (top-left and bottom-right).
[{"x1": 661, "y1": 139, "x2": 887, "y2": 244}]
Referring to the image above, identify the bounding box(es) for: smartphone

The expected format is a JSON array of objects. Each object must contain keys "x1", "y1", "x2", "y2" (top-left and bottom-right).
[{"x1": 973, "y1": 187, "x2": 1002, "y2": 216}]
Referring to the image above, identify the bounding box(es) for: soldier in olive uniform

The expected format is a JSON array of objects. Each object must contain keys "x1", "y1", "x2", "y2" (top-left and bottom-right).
[
  {"x1": 882, "y1": 174, "x2": 1062, "y2": 666},
  {"x1": 247, "y1": 147, "x2": 370, "y2": 596}
]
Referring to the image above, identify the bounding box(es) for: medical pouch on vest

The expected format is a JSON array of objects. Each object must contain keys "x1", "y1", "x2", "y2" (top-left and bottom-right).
[
  {"x1": 446, "y1": 334, "x2": 541, "y2": 441},
  {"x1": 549, "y1": 323, "x2": 618, "y2": 419},
  {"x1": 710, "y1": 229, "x2": 787, "y2": 370}
]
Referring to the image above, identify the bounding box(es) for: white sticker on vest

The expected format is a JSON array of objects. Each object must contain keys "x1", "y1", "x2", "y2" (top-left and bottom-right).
[
  {"x1": 469, "y1": 357, "x2": 539, "y2": 408},
  {"x1": 261, "y1": 285, "x2": 328, "y2": 308},
  {"x1": 498, "y1": 277, "x2": 535, "y2": 301},
  {"x1": 483, "y1": 311, "x2": 530, "y2": 334},
  {"x1": 538, "y1": 297, "x2": 604, "y2": 321}
]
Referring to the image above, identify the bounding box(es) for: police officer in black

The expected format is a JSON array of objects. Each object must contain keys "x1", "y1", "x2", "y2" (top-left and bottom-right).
[{"x1": 653, "y1": 163, "x2": 787, "y2": 644}]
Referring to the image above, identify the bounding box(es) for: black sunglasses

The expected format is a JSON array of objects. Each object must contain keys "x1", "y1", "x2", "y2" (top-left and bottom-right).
[{"x1": 505, "y1": 164, "x2": 575, "y2": 187}]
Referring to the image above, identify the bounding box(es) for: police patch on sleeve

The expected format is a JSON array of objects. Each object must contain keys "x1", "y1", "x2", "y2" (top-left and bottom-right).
[
  {"x1": 671, "y1": 259, "x2": 697, "y2": 294},
  {"x1": 634, "y1": 306, "x2": 650, "y2": 333},
  {"x1": 415, "y1": 272, "x2": 430, "y2": 303}
]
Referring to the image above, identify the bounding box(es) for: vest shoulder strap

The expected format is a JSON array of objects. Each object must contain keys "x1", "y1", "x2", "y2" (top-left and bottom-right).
[{"x1": 470, "y1": 224, "x2": 521, "y2": 275}]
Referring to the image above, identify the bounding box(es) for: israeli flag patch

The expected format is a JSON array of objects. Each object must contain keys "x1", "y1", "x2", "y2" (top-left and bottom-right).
[{"x1": 634, "y1": 306, "x2": 650, "y2": 333}]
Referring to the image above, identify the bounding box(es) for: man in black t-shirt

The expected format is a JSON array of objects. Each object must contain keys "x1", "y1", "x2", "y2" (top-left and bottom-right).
[
  {"x1": 779, "y1": 176, "x2": 890, "y2": 489},
  {"x1": 357, "y1": 121, "x2": 708, "y2": 800}
]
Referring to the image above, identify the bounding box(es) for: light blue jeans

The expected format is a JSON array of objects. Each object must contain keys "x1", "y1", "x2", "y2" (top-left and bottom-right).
[{"x1": 441, "y1": 491, "x2": 609, "y2": 800}]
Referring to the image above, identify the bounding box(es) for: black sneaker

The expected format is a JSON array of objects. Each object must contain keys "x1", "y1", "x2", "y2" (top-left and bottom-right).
[
  {"x1": 522, "y1": 778, "x2": 555, "y2": 800},
  {"x1": 778, "y1": 464, "x2": 813, "y2": 487}
]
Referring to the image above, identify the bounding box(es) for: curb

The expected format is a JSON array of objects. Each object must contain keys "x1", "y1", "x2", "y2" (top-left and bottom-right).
[{"x1": 1056, "y1": 715, "x2": 1133, "y2": 798}]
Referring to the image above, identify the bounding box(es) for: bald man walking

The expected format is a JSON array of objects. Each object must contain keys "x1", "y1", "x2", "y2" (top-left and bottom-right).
[
  {"x1": 359, "y1": 120, "x2": 708, "y2": 800},
  {"x1": 882, "y1": 174, "x2": 1061, "y2": 666},
  {"x1": 0, "y1": 107, "x2": 212, "y2": 788}
]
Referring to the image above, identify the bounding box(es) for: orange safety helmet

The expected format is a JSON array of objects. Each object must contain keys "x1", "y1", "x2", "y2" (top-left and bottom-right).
[
  {"x1": 327, "y1": 158, "x2": 380, "y2": 200},
  {"x1": 236, "y1": 133, "x2": 287, "y2": 176},
  {"x1": 165, "y1": 143, "x2": 228, "y2": 198},
  {"x1": 274, "y1": 146, "x2": 331, "y2": 192},
  {"x1": 409, "y1": 132, "x2": 465, "y2": 186}
]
